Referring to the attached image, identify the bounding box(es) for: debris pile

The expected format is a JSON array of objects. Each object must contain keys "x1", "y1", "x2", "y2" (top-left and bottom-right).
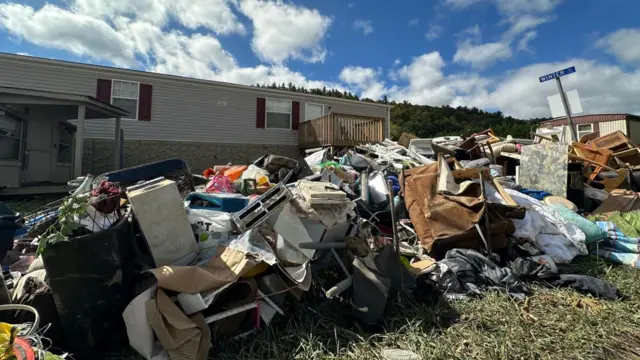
[{"x1": 0, "y1": 127, "x2": 639, "y2": 359}]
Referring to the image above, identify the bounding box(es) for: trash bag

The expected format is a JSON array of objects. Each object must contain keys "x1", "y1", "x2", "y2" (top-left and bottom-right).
[{"x1": 253, "y1": 155, "x2": 312, "y2": 184}]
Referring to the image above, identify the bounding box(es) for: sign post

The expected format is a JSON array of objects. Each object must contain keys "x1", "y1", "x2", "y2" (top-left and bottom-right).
[{"x1": 539, "y1": 66, "x2": 578, "y2": 142}]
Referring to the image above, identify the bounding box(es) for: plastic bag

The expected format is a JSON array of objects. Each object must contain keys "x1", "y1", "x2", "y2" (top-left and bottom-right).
[
  {"x1": 240, "y1": 165, "x2": 270, "y2": 186},
  {"x1": 185, "y1": 208, "x2": 233, "y2": 257},
  {"x1": 205, "y1": 175, "x2": 234, "y2": 193},
  {"x1": 224, "y1": 165, "x2": 248, "y2": 182}
]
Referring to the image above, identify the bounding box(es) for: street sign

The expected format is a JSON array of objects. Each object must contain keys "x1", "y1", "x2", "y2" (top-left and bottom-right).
[{"x1": 538, "y1": 66, "x2": 576, "y2": 83}]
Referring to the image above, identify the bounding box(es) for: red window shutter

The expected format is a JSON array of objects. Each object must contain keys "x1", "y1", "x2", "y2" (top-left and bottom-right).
[
  {"x1": 292, "y1": 101, "x2": 300, "y2": 130},
  {"x1": 138, "y1": 84, "x2": 153, "y2": 121},
  {"x1": 256, "y1": 97, "x2": 266, "y2": 128},
  {"x1": 96, "y1": 79, "x2": 111, "y2": 104}
]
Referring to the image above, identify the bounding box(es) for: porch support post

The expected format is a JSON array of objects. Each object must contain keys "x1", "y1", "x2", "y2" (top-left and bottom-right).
[
  {"x1": 114, "y1": 117, "x2": 121, "y2": 170},
  {"x1": 73, "y1": 104, "x2": 85, "y2": 178}
]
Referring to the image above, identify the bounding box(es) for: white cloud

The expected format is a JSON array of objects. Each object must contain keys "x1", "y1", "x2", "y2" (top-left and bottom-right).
[
  {"x1": 458, "y1": 24, "x2": 482, "y2": 42},
  {"x1": 502, "y1": 15, "x2": 551, "y2": 42},
  {"x1": 383, "y1": 52, "x2": 640, "y2": 119},
  {"x1": 388, "y1": 52, "x2": 457, "y2": 105},
  {"x1": 0, "y1": 1, "x2": 342, "y2": 92},
  {"x1": 494, "y1": 0, "x2": 563, "y2": 16},
  {"x1": 443, "y1": 0, "x2": 483, "y2": 10},
  {"x1": 339, "y1": 66, "x2": 385, "y2": 99},
  {"x1": 0, "y1": 3, "x2": 137, "y2": 66},
  {"x1": 409, "y1": 18, "x2": 420, "y2": 26},
  {"x1": 72, "y1": 0, "x2": 246, "y2": 35},
  {"x1": 452, "y1": 15, "x2": 550, "y2": 69},
  {"x1": 425, "y1": 24, "x2": 443, "y2": 41},
  {"x1": 238, "y1": 0, "x2": 332, "y2": 64},
  {"x1": 114, "y1": 19, "x2": 237, "y2": 79},
  {"x1": 517, "y1": 31, "x2": 537, "y2": 52},
  {"x1": 455, "y1": 60, "x2": 640, "y2": 118},
  {"x1": 353, "y1": 19, "x2": 373, "y2": 35},
  {"x1": 444, "y1": 0, "x2": 563, "y2": 15},
  {"x1": 453, "y1": 41, "x2": 512, "y2": 69},
  {"x1": 4, "y1": 0, "x2": 639, "y2": 123},
  {"x1": 215, "y1": 65, "x2": 345, "y2": 91},
  {"x1": 598, "y1": 28, "x2": 640, "y2": 64}
]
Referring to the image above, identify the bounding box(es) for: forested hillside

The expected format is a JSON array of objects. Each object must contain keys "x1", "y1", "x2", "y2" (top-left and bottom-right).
[{"x1": 255, "y1": 83, "x2": 547, "y2": 139}]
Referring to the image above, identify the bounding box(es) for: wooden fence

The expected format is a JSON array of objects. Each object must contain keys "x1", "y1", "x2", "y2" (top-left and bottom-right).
[{"x1": 298, "y1": 113, "x2": 385, "y2": 148}]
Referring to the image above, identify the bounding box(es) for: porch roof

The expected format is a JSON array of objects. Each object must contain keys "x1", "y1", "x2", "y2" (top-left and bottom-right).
[{"x1": 0, "y1": 85, "x2": 129, "y2": 119}]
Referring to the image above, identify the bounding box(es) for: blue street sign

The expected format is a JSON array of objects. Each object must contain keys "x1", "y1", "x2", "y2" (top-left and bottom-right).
[{"x1": 539, "y1": 66, "x2": 576, "y2": 83}]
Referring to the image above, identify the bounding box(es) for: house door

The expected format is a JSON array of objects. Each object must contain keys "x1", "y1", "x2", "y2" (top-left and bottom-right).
[{"x1": 23, "y1": 116, "x2": 53, "y2": 184}]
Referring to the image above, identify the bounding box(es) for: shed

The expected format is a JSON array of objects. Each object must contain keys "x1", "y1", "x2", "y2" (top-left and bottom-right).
[{"x1": 539, "y1": 113, "x2": 640, "y2": 144}]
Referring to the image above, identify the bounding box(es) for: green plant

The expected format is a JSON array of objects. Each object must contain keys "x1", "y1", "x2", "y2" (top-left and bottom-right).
[{"x1": 36, "y1": 193, "x2": 90, "y2": 255}]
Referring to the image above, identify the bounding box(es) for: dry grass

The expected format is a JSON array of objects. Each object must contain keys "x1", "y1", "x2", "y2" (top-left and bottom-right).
[{"x1": 5, "y1": 199, "x2": 640, "y2": 360}]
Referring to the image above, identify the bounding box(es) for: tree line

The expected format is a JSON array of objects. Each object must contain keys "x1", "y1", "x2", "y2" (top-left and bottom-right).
[{"x1": 254, "y1": 82, "x2": 547, "y2": 139}]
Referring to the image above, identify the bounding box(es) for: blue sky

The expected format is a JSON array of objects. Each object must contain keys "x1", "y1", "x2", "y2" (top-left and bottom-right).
[{"x1": 1, "y1": 0, "x2": 639, "y2": 118}]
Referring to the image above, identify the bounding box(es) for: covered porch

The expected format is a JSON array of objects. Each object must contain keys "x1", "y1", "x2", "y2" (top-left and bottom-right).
[
  {"x1": 298, "y1": 112, "x2": 385, "y2": 149},
  {"x1": 0, "y1": 86, "x2": 129, "y2": 191}
]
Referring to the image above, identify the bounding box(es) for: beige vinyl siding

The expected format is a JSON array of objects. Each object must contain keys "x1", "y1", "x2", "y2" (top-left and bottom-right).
[
  {"x1": 0, "y1": 55, "x2": 390, "y2": 146},
  {"x1": 599, "y1": 120, "x2": 627, "y2": 137}
]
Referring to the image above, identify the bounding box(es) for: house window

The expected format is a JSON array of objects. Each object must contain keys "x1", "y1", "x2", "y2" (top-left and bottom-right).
[
  {"x1": 305, "y1": 103, "x2": 324, "y2": 121},
  {"x1": 112, "y1": 80, "x2": 139, "y2": 120},
  {"x1": 57, "y1": 124, "x2": 73, "y2": 164},
  {"x1": 0, "y1": 114, "x2": 22, "y2": 161},
  {"x1": 266, "y1": 99, "x2": 292, "y2": 129},
  {"x1": 576, "y1": 123, "x2": 594, "y2": 139}
]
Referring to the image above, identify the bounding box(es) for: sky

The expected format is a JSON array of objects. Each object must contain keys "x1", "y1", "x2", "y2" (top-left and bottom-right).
[{"x1": 0, "y1": 0, "x2": 639, "y2": 119}]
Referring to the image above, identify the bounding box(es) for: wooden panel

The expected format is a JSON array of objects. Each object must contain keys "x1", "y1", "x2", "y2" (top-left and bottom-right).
[
  {"x1": 587, "y1": 130, "x2": 635, "y2": 152},
  {"x1": 298, "y1": 112, "x2": 385, "y2": 148},
  {"x1": 572, "y1": 142, "x2": 613, "y2": 165}
]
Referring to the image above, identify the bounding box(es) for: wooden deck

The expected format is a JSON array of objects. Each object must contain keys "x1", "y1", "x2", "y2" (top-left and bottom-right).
[{"x1": 299, "y1": 113, "x2": 385, "y2": 149}]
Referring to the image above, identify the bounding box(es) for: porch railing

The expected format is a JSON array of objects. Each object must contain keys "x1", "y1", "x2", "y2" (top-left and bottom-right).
[{"x1": 298, "y1": 113, "x2": 385, "y2": 149}]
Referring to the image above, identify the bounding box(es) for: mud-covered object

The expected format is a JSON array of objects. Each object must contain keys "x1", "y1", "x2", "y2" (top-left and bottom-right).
[
  {"x1": 352, "y1": 246, "x2": 415, "y2": 324},
  {"x1": 204, "y1": 278, "x2": 258, "y2": 341},
  {"x1": 509, "y1": 257, "x2": 622, "y2": 300},
  {"x1": 253, "y1": 155, "x2": 312, "y2": 184},
  {"x1": 11, "y1": 270, "x2": 62, "y2": 344},
  {"x1": 429, "y1": 249, "x2": 530, "y2": 300},
  {"x1": 402, "y1": 163, "x2": 514, "y2": 259},
  {"x1": 42, "y1": 216, "x2": 136, "y2": 356}
]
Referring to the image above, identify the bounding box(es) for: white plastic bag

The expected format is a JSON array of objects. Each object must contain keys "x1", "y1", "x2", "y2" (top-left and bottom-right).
[
  {"x1": 240, "y1": 165, "x2": 270, "y2": 185},
  {"x1": 185, "y1": 208, "x2": 233, "y2": 256}
]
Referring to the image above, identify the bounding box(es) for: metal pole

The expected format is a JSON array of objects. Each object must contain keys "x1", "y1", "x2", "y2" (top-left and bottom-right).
[{"x1": 556, "y1": 77, "x2": 578, "y2": 142}]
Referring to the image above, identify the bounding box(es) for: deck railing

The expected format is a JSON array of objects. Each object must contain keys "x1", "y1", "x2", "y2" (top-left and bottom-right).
[{"x1": 298, "y1": 113, "x2": 385, "y2": 148}]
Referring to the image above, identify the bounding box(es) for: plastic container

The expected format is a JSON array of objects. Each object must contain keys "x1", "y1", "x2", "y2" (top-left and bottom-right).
[
  {"x1": 42, "y1": 216, "x2": 136, "y2": 357},
  {"x1": 185, "y1": 192, "x2": 249, "y2": 213}
]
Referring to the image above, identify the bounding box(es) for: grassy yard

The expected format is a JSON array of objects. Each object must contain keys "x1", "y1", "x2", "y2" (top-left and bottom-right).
[
  {"x1": 4, "y1": 198, "x2": 640, "y2": 360},
  {"x1": 108, "y1": 257, "x2": 640, "y2": 360}
]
